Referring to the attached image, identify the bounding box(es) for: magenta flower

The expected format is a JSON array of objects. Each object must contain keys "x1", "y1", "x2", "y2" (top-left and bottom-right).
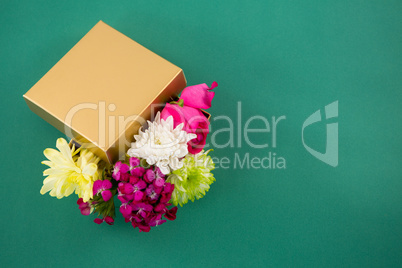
[
  {"x1": 133, "y1": 221, "x2": 151, "y2": 232},
  {"x1": 160, "y1": 182, "x2": 174, "y2": 203},
  {"x1": 94, "y1": 216, "x2": 114, "y2": 225},
  {"x1": 149, "y1": 214, "x2": 166, "y2": 227},
  {"x1": 131, "y1": 166, "x2": 145, "y2": 177},
  {"x1": 144, "y1": 169, "x2": 155, "y2": 183},
  {"x1": 117, "y1": 183, "x2": 130, "y2": 203},
  {"x1": 131, "y1": 203, "x2": 153, "y2": 218},
  {"x1": 112, "y1": 162, "x2": 130, "y2": 181},
  {"x1": 119, "y1": 203, "x2": 132, "y2": 217},
  {"x1": 165, "y1": 207, "x2": 178, "y2": 221},
  {"x1": 120, "y1": 172, "x2": 129, "y2": 182},
  {"x1": 145, "y1": 167, "x2": 165, "y2": 186},
  {"x1": 145, "y1": 184, "x2": 162, "y2": 202},
  {"x1": 77, "y1": 198, "x2": 92, "y2": 216},
  {"x1": 129, "y1": 157, "x2": 140, "y2": 167},
  {"x1": 154, "y1": 202, "x2": 167, "y2": 213},
  {"x1": 93, "y1": 180, "x2": 113, "y2": 202},
  {"x1": 129, "y1": 175, "x2": 139, "y2": 185},
  {"x1": 123, "y1": 180, "x2": 147, "y2": 201}
]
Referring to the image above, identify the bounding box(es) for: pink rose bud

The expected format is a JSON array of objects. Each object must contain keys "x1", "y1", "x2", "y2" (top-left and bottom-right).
[
  {"x1": 179, "y1": 81, "x2": 218, "y2": 109},
  {"x1": 161, "y1": 104, "x2": 210, "y2": 154}
]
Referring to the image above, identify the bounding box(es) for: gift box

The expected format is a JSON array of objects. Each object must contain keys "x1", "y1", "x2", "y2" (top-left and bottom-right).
[{"x1": 24, "y1": 21, "x2": 187, "y2": 164}]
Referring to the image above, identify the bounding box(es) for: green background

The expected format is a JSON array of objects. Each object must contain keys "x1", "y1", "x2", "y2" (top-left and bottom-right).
[{"x1": 1, "y1": 0, "x2": 401, "y2": 267}]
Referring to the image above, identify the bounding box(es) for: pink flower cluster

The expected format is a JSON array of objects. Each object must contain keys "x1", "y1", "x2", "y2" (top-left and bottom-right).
[{"x1": 113, "y1": 157, "x2": 178, "y2": 232}]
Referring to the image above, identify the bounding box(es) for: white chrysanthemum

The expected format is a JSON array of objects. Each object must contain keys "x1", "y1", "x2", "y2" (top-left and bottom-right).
[{"x1": 127, "y1": 112, "x2": 196, "y2": 175}]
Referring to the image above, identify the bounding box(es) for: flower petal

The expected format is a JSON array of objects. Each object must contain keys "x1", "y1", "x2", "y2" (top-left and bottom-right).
[
  {"x1": 40, "y1": 179, "x2": 58, "y2": 195},
  {"x1": 77, "y1": 198, "x2": 84, "y2": 205},
  {"x1": 93, "y1": 180, "x2": 102, "y2": 195},
  {"x1": 129, "y1": 157, "x2": 140, "y2": 167},
  {"x1": 105, "y1": 216, "x2": 114, "y2": 225},
  {"x1": 64, "y1": 183, "x2": 75, "y2": 196},
  {"x1": 102, "y1": 180, "x2": 112, "y2": 190},
  {"x1": 134, "y1": 191, "x2": 144, "y2": 201},
  {"x1": 120, "y1": 204, "x2": 132, "y2": 216},
  {"x1": 101, "y1": 190, "x2": 112, "y2": 202},
  {"x1": 82, "y1": 163, "x2": 97, "y2": 176},
  {"x1": 94, "y1": 218, "x2": 103, "y2": 224},
  {"x1": 43, "y1": 148, "x2": 70, "y2": 166},
  {"x1": 56, "y1": 138, "x2": 73, "y2": 162},
  {"x1": 154, "y1": 177, "x2": 165, "y2": 187},
  {"x1": 80, "y1": 207, "x2": 92, "y2": 216},
  {"x1": 165, "y1": 207, "x2": 178, "y2": 221}
]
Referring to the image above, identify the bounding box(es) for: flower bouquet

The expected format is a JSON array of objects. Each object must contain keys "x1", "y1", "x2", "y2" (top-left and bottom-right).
[{"x1": 39, "y1": 82, "x2": 218, "y2": 232}]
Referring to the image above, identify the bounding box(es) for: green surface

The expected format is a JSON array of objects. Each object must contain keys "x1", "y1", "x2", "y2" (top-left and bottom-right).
[{"x1": 1, "y1": 0, "x2": 401, "y2": 267}]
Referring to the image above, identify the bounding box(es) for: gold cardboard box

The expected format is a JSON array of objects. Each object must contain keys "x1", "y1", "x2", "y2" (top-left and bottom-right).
[{"x1": 24, "y1": 21, "x2": 187, "y2": 164}]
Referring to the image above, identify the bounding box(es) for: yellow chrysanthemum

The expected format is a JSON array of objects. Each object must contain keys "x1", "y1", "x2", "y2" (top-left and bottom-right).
[{"x1": 40, "y1": 138, "x2": 101, "y2": 202}]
